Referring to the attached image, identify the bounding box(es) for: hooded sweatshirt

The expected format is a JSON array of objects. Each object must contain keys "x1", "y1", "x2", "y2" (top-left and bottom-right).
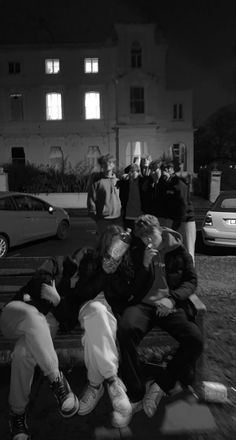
[
  {"x1": 142, "y1": 228, "x2": 183, "y2": 306},
  {"x1": 87, "y1": 172, "x2": 121, "y2": 220}
]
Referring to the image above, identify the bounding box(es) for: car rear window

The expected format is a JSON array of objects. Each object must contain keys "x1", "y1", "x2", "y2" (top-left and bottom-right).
[{"x1": 214, "y1": 197, "x2": 236, "y2": 211}]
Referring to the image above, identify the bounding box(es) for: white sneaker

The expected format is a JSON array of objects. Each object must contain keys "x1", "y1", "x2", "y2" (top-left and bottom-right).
[
  {"x1": 111, "y1": 400, "x2": 142, "y2": 428},
  {"x1": 78, "y1": 383, "x2": 104, "y2": 415},
  {"x1": 143, "y1": 381, "x2": 165, "y2": 418},
  {"x1": 107, "y1": 377, "x2": 132, "y2": 416}
]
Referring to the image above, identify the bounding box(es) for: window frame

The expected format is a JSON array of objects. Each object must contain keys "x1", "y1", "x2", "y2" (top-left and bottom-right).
[
  {"x1": 45, "y1": 92, "x2": 63, "y2": 121},
  {"x1": 84, "y1": 91, "x2": 101, "y2": 120},
  {"x1": 45, "y1": 59, "x2": 60, "y2": 74},
  {"x1": 84, "y1": 58, "x2": 99, "y2": 74},
  {"x1": 130, "y1": 86, "x2": 145, "y2": 114},
  {"x1": 131, "y1": 41, "x2": 142, "y2": 68}
]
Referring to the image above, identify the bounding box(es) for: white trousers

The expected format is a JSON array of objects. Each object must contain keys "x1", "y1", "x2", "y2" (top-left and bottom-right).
[
  {"x1": 0, "y1": 301, "x2": 59, "y2": 414},
  {"x1": 78, "y1": 300, "x2": 118, "y2": 386}
]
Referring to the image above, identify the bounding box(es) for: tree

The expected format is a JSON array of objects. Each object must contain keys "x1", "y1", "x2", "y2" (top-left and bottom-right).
[{"x1": 194, "y1": 104, "x2": 236, "y2": 171}]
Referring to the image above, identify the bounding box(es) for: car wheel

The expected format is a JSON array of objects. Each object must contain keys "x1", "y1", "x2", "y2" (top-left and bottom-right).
[
  {"x1": 56, "y1": 220, "x2": 70, "y2": 240},
  {"x1": 0, "y1": 235, "x2": 8, "y2": 258}
]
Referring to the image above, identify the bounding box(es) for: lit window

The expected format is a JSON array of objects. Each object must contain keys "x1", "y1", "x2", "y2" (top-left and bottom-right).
[
  {"x1": 85, "y1": 92, "x2": 100, "y2": 119},
  {"x1": 45, "y1": 59, "x2": 60, "y2": 74},
  {"x1": 131, "y1": 42, "x2": 142, "y2": 68},
  {"x1": 9, "y1": 62, "x2": 21, "y2": 74},
  {"x1": 130, "y1": 87, "x2": 144, "y2": 114},
  {"x1": 173, "y1": 104, "x2": 183, "y2": 120},
  {"x1": 10, "y1": 94, "x2": 23, "y2": 121},
  {"x1": 84, "y1": 58, "x2": 99, "y2": 73},
  {"x1": 86, "y1": 146, "x2": 101, "y2": 169},
  {"x1": 46, "y1": 93, "x2": 62, "y2": 120}
]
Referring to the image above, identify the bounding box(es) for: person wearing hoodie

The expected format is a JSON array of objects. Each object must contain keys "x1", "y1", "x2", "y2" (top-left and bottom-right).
[
  {"x1": 115, "y1": 214, "x2": 203, "y2": 427},
  {"x1": 87, "y1": 154, "x2": 123, "y2": 236},
  {"x1": 0, "y1": 254, "x2": 82, "y2": 440},
  {"x1": 158, "y1": 160, "x2": 196, "y2": 263}
]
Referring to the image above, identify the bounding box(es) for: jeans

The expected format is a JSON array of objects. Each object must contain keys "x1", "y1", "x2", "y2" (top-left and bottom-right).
[
  {"x1": 117, "y1": 303, "x2": 203, "y2": 402},
  {"x1": 0, "y1": 301, "x2": 59, "y2": 414},
  {"x1": 78, "y1": 300, "x2": 118, "y2": 386}
]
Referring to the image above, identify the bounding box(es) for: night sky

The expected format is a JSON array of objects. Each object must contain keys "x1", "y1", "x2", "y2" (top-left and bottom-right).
[{"x1": 0, "y1": 0, "x2": 235, "y2": 125}]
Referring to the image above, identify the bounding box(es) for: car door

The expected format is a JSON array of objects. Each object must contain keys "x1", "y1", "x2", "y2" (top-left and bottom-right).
[
  {"x1": 25, "y1": 195, "x2": 57, "y2": 238},
  {"x1": 0, "y1": 194, "x2": 27, "y2": 247}
]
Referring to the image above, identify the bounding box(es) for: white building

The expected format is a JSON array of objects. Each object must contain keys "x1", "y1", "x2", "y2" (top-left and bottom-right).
[{"x1": 0, "y1": 22, "x2": 194, "y2": 173}]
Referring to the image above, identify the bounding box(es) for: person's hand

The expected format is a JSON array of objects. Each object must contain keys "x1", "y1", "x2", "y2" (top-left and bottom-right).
[
  {"x1": 72, "y1": 247, "x2": 92, "y2": 265},
  {"x1": 143, "y1": 246, "x2": 158, "y2": 268},
  {"x1": 156, "y1": 303, "x2": 173, "y2": 317},
  {"x1": 156, "y1": 298, "x2": 175, "y2": 317},
  {"x1": 41, "y1": 281, "x2": 60, "y2": 306}
]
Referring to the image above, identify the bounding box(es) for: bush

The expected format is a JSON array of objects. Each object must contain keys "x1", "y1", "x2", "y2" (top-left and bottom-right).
[{"x1": 3, "y1": 162, "x2": 91, "y2": 193}]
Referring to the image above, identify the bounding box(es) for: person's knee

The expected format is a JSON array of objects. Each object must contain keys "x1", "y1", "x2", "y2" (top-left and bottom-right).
[{"x1": 85, "y1": 301, "x2": 109, "y2": 317}]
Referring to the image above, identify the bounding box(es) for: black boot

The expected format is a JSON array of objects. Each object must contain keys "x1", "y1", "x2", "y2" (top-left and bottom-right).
[
  {"x1": 50, "y1": 371, "x2": 79, "y2": 418},
  {"x1": 9, "y1": 411, "x2": 30, "y2": 440}
]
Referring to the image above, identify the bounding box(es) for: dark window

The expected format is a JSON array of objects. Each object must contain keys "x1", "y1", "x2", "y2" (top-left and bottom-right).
[
  {"x1": 27, "y1": 196, "x2": 47, "y2": 211},
  {"x1": 10, "y1": 94, "x2": 23, "y2": 121},
  {"x1": 8, "y1": 62, "x2": 21, "y2": 74},
  {"x1": 0, "y1": 196, "x2": 16, "y2": 211},
  {"x1": 130, "y1": 87, "x2": 144, "y2": 114},
  {"x1": 11, "y1": 147, "x2": 25, "y2": 165},
  {"x1": 173, "y1": 103, "x2": 183, "y2": 120},
  {"x1": 13, "y1": 195, "x2": 31, "y2": 211},
  {"x1": 131, "y1": 41, "x2": 142, "y2": 68}
]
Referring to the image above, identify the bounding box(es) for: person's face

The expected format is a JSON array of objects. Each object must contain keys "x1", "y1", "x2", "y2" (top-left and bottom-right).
[
  {"x1": 144, "y1": 229, "x2": 162, "y2": 250},
  {"x1": 161, "y1": 166, "x2": 173, "y2": 181},
  {"x1": 129, "y1": 169, "x2": 139, "y2": 180},
  {"x1": 103, "y1": 159, "x2": 115, "y2": 173}
]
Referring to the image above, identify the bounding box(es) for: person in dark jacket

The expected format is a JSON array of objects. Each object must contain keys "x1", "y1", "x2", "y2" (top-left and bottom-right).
[
  {"x1": 157, "y1": 160, "x2": 196, "y2": 263},
  {"x1": 0, "y1": 255, "x2": 81, "y2": 440},
  {"x1": 115, "y1": 214, "x2": 203, "y2": 427},
  {"x1": 117, "y1": 163, "x2": 146, "y2": 230}
]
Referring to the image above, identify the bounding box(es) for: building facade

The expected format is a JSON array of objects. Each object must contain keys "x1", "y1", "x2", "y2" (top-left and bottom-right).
[{"x1": 0, "y1": 23, "x2": 194, "y2": 173}]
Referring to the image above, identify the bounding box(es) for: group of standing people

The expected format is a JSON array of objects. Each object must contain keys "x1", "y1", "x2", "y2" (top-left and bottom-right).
[
  {"x1": 87, "y1": 153, "x2": 196, "y2": 263},
  {"x1": 0, "y1": 154, "x2": 203, "y2": 440}
]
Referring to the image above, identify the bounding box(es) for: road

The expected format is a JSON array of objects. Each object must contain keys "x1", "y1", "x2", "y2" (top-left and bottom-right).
[{"x1": 5, "y1": 216, "x2": 236, "y2": 259}]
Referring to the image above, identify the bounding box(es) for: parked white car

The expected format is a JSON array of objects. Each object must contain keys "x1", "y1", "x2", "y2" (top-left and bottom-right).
[
  {"x1": 0, "y1": 191, "x2": 70, "y2": 257},
  {"x1": 201, "y1": 191, "x2": 236, "y2": 247}
]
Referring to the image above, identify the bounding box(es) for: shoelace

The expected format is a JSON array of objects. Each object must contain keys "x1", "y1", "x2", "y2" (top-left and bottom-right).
[
  {"x1": 54, "y1": 377, "x2": 68, "y2": 401},
  {"x1": 11, "y1": 413, "x2": 27, "y2": 434}
]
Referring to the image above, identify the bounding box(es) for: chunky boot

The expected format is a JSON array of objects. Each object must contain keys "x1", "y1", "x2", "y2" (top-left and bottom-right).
[{"x1": 50, "y1": 371, "x2": 79, "y2": 418}]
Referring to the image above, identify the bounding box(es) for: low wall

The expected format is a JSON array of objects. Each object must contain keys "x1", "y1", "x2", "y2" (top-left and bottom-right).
[{"x1": 34, "y1": 192, "x2": 87, "y2": 209}]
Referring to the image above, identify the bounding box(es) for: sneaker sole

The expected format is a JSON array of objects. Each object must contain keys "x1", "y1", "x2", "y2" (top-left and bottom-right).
[
  {"x1": 78, "y1": 387, "x2": 104, "y2": 416},
  {"x1": 59, "y1": 395, "x2": 80, "y2": 418}
]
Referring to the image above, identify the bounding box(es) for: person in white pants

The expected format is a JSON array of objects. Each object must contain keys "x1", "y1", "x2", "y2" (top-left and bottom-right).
[
  {"x1": 0, "y1": 282, "x2": 79, "y2": 440},
  {"x1": 77, "y1": 299, "x2": 132, "y2": 419}
]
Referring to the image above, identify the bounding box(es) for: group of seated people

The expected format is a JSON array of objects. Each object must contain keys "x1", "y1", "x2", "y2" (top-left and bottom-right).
[{"x1": 0, "y1": 214, "x2": 204, "y2": 440}]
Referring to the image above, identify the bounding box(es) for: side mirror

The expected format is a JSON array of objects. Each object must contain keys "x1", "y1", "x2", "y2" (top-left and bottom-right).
[{"x1": 48, "y1": 206, "x2": 54, "y2": 214}]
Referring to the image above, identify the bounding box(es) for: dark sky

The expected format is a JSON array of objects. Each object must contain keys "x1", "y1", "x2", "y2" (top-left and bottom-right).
[{"x1": 0, "y1": 0, "x2": 236, "y2": 125}]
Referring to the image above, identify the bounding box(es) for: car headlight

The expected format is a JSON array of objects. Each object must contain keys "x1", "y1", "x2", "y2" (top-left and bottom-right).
[{"x1": 203, "y1": 214, "x2": 213, "y2": 226}]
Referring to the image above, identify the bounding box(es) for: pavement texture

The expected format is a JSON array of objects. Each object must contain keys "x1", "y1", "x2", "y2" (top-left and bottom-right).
[{"x1": 0, "y1": 363, "x2": 217, "y2": 440}]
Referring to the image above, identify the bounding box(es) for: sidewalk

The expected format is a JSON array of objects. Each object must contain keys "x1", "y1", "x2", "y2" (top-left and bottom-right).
[{"x1": 0, "y1": 363, "x2": 216, "y2": 440}]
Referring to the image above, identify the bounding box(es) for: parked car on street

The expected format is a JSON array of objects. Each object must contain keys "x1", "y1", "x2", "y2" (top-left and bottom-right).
[
  {"x1": 0, "y1": 191, "x2": 70, "y2": 257},
  {"x1": 201, "y1": 190, "x2": 236, "y2": 247}
]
